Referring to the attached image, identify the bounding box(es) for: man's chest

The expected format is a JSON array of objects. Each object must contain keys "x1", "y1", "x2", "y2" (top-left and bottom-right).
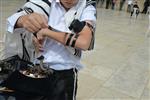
[{"x1": 48, "y1": 4, "x2": 71, "y2": 32}]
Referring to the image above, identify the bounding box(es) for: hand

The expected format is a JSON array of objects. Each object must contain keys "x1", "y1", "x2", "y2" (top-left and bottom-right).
[
  {"x1": 32, "y1": 34, "x2": 45, "y2": 52},
  {"x1": 32, "y1": 28, "x2": 47, "y2": 52},
  {"x1": 16, "y1": 13, "x2": 48, "y2": 33}
]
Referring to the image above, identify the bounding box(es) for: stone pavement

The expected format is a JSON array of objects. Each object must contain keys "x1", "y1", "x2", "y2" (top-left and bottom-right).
[
  {"x1": 0, "y1": 0, "x2": 150, "y2": 100},
  {"x1": 77, "y1": 8, "x2": 149, "y2": 100}
]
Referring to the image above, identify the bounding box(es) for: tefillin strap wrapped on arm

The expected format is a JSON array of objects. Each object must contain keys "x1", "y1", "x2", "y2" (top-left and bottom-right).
[
  {"x1": 66, "y1": 0, "x2": 97, "y2": 50},
  {"x1": 65, "y1": 33, "x2": 79, "y2": 48},
  {"x1": 86, "y1": 0, "x2": 97, "y2": 50},
  {"x1": 67, "y1": 19, "x2": 95, "y2": 50}
]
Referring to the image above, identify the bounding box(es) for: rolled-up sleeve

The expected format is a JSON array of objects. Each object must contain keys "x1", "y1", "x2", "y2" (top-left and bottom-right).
[
  {"x1": 7, "y1": 11, "x2": 26, "y2": 33},
  {"x1": 80, "y1": 5, "x2": 96, "y2": 26}
]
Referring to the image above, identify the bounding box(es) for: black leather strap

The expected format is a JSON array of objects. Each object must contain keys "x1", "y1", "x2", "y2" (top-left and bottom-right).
[
  {"x1": 86, "y1": 22, "x2": 94, "y2": 30},
  {"x1": 66, "y1": 34, "x2": 74, "y2": 46},
  {"x1": 71, "y1": 34, "x2": 79, "y2": 47}
]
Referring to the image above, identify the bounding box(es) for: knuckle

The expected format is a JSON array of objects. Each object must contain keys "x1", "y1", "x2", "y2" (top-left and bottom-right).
[{"x1": 39, "y1": 21, "x2": 43, "y2": 25}]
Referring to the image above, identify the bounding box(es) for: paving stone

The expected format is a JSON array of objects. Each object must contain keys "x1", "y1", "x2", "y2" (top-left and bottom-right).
[{"x1": 0, "y1": 1, "x2": 149, "y2": 100}]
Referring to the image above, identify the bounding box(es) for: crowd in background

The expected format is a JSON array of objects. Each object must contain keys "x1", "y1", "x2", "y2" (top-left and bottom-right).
[
  {"x1": 97, "y1": 0, "x2": 150, "y2": 14},
  {"x1": 26, "y1": 0, "x2": 150, "y2": 14}
]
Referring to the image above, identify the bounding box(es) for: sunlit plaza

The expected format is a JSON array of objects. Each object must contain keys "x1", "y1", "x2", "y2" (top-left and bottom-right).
[{"x1": 0, "y1": 0, "x2": 150, "y2": 100}]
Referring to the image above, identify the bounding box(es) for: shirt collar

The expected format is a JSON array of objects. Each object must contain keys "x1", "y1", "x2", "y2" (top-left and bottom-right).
[
  {"x1": 49, "y1": 0, "x2": 60, "y2": 3},
  {"x1": 49, "y1": 0, "x2": 82, "y2": 11},
  {"x1": 56, "y1": 0, "x2": 60, "y2": 2}
]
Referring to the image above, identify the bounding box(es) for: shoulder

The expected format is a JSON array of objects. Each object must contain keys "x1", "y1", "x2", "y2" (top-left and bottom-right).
[
  {"x1": 86, "y1": 0, "x2": 97, "y2": 9},
  {"x1": 85, "y1": 0, "x2": 97, "y2": 11},
  {"x1": 80, "y1": 1, "x2": 97, "y2": 24}
]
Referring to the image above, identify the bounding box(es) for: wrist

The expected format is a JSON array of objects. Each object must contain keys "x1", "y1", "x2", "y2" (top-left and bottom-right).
[
  {"x1": 42, "y1": 28, "x2": 50, "y2": 36},
  {"x1": 15, "y1": 16, "x2": 24, "y2": 28}
]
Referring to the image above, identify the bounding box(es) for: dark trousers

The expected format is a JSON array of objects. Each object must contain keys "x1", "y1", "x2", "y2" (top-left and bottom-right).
[
  {"x1": 111, "y1": 0, "x2": 115, "y2": 10},
  {"x1": 14, "y1": 68, "x2": 78, "y2": 100},
  {"x1": 106, "y1": 0, "x2": 111, "y2": 9},
  {"x1": 119, "y1": 0, "x2": 125, "y2": 11}
]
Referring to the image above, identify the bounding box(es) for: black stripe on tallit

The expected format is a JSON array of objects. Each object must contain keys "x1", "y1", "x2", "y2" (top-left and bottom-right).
[{"x1": 30, "y1": 1, "x2": 50, "y2": 17}]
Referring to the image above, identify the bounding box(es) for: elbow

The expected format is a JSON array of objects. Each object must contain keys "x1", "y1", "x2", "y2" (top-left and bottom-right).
[
  {"x1": 79, "y1": 40, "x2": 90, "y2": 51},
  {"x1": 77, "y1": 35, "x2": 92, "y2": 51}
]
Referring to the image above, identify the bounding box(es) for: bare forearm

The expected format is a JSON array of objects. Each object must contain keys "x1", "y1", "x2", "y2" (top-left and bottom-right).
[
  {"x1": 45, "y1": 29, "x2": 66, "y2": 45},
  {"x1": 39, "y1": 25, "x2": 92, "y2": 50}
]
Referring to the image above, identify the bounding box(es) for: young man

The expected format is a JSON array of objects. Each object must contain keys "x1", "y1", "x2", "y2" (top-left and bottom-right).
[
  {"x1": 130, "y1": 1, "x2": 140, "y2": 18},
  {"x1": 7, "y1": 0, "x2": 96, "y2": 100},
  {"x1": 127, "y1": 0, "x2": 133, "y2": 12}
]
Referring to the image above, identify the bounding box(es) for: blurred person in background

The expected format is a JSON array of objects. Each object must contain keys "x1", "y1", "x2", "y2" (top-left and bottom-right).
[
  {"x1": 119, "y1": 0, "x2": 126, "y2": 11},
  {"x1": 130, "y1": 1, "x2": 140, "y2": 18},
  {"x1": 127, "y1": 0, "x2": 133, "y2": 12},
  {"x1": 142, "y1": 0, "x2": 150, "y2": 14},
  {"x1": 106, "y1": 0, "x2": 111, "y2": 9},
  {"x1": 111, "y1": 0, "x2": 117, "y2": 10}
]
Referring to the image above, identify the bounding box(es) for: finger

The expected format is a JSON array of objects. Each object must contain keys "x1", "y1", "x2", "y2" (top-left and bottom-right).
[
  {"x1": 39, "y1": 39, "x2": 45, "y2": 46},
  {"x1": 33, "y1": 37, "x2": 42, "y2": 52},
  {"x1": 39, "y1": 14, "x2": 48, "y2": 28},
  {"x1": 29, "y1": 17, "x2": 42, "y2": 30},
  {"x1": 32, "y1": 36, "x2": 39, "y2": 47},
  {"x1": 32, "y1": 36, "x2": 38, "y2": 44},
  {"x1": 27, "y1": 28, "x2": 36, "y2": 33},
  {"x1": 39, "y1": 47, "x2": 44, "y2": 52},
  {"x1": 27, "y1": 14, "x2": 42, "y2": 31},
  {"x1": 35, "y1": 39, "x2": 43, "y2": 52},
  {"x1": 38, "y1": 43, "x2": 43, "y2": 49},
  {"x1": 25, "y1": 21, "x2": 39, "y2": 32},
  {"x1": 37, "y1": 33, "x2": 44, "y2": 41},
  {"x1": 33, "y1": 13, "x2": 48, "y2": 28}
]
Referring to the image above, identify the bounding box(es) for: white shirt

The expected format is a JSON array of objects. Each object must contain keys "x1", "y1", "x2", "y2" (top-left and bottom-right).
[
  {"x1": 7, "y1": 0, "x2": 96, "y2": 70},
  {"x1": 128, "y1": 0, "x2": 133, "y2": 5}
]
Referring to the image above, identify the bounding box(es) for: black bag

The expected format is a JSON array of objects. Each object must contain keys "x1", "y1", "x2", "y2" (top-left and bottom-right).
[
  {"x1": 0, "y1": 55, "x2": 33, "y2": 80},
  {"x1": 0, "y1": 70, "x2": 57, "y2": 96},
  {"x1": 0, "y1": 55, "x2": 58, "y2": 96}
]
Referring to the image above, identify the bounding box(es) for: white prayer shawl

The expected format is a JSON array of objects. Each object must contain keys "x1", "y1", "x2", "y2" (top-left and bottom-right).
[
  {"x1": 5, "y1": 0, "x2": 51, "y2": 61},
  {"x1": 4, "y1": 0, "x2": 87, "y2": 62},
  {"x1": 64, "y1": 0, "x2": 86, "y2": 28}
]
